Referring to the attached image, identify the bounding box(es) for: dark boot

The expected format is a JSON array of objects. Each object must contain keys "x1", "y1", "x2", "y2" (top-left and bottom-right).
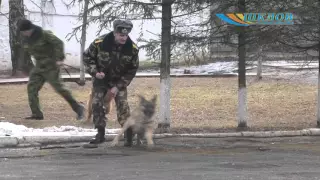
[
  {"x1": 76, "y1": 104, "x2": 85, "y2": 120},
  {"x1": 25, "y1": 114, "x2": 44, "y2": 120},
  {"x1": 89, "y1": 127, "x2": 105, "y2": 144},
  {"x1": 124, "y1": 127, "x2": 133, "y2": 147}
]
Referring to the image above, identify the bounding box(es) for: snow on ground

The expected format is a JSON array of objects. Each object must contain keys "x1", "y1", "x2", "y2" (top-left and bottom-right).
[
  {"x1": 170, "y1": 61, "x2": 239, "y2": 74},
  {"x1": 138, "y1": 60, "x2": 319, "y2": 85},
  {"x1": 0, "y1": 122, "x2": 120, "y2": 137},
  {"x1": 142, "y1": 60, "x2": 318, "y2": 75},
  {"x1": 262, "y1": 61, "x2": 318, "y2": 69},
  {"x1": 143, "y1": 61, "x2": 247, "y2": 75}
]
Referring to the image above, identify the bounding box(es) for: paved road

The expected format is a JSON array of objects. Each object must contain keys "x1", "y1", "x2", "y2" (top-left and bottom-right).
[{"x1": 1, "y1": 136, "x2": 320, "y2": 180}]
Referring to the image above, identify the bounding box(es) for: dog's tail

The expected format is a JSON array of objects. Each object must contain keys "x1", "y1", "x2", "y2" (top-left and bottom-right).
[
  {"x1": 105, "y1": 95, "x2": 113, "y2": 114},
  {"x1": 86, "y1": 89, "x2": 115, "y2": 123},
  {"x1": 85, "y1": 90, "x2": 94, "y2": 123}
]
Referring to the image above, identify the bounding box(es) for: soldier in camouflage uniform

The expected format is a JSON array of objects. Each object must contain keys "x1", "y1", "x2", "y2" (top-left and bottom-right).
[
  {"x1": 19, "y1": 19, "x2": 85, "y2": 120},
  {"x1": 83, "y1": 19, "x2": 139, "y2": 146}
]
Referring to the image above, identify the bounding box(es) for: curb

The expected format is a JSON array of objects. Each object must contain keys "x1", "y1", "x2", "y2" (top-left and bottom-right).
[
  {"x1": 0, "y1": 136, "x2": 19, "y2": 147},
  {"x1": 1, "y1": 128, "x2": 320, "y2": 148},
  {"x1": 0, "y1": 73, "x2": 271, "y2": 85},
  {"x1": 155, "y1": 129, "x2": 320, "y2": 138}
]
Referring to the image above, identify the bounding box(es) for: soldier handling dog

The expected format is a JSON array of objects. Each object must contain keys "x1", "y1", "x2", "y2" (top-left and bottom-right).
[
  {"x1": 83, "y1": 19, "x2": 140, "y2": 146},
  {"x1": 18, "y1": 19, "x2": 153, "y2": 148}
]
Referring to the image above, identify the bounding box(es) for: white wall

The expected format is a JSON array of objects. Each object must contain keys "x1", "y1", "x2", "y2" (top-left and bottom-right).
[{"x1": 0, "y1": 0, "x2": 161, "y2": 71}]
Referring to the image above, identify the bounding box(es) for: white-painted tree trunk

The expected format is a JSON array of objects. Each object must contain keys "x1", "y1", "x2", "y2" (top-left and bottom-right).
[
  {"x1": 159, "y1": 77, "x2": 171, "y2": 129},
  {"x1": 238, "y1": 87, "x2": 247, "y2": 127},
  {"x1": 237, "y1": 0, "x2": 247, "y2": 128},
  {"x1": 158, "y1": 0, "x2": 172, "y2": 133}
]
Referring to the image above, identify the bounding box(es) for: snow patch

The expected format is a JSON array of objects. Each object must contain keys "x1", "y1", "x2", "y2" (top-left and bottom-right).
[
  {"x1": 0, "y1": 122, "x2": 120, "y2": 137},
  {"x1": 142, "y1": 60, "x2": 319, "y2": 75},
  {"x1": 262, "y1": 61, "x2": 318, "y2": 69},
  {"x1": 144, "y1": 61, "x2": 251, "y2": 75}
]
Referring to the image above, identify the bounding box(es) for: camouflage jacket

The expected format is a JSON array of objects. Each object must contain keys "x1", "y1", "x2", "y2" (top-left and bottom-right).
[
  {"x1": 22, "y1": 25, "x2": 65, "y2": 70},
  {"x1": 83, "y1": 31, "x2": 139, "y2": 89}
]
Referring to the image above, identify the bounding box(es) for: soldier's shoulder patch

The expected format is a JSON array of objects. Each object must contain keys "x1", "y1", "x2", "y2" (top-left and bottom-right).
[
  {"x1": 94, "y1": 34, "x2": 107, "y2": 44},
  {"x1": 132, "y1": 43, "x2": 139, "y2": 50},
  {"x1": 94, "y1": 39, "x2": 103, "y2": 44}
]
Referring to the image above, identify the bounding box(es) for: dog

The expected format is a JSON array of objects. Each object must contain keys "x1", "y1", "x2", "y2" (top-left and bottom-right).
[
  {"x1": 85, "y1": 88, "x2": 114, "y2": 123},
  {"x1": 110, "y1": 94, "x2": 157, "y2": 148}
]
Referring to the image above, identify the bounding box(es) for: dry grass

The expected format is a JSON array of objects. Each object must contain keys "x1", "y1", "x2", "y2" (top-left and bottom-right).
[{"x1": 0, "y1": 77, "x2": 317, "y2": 133}]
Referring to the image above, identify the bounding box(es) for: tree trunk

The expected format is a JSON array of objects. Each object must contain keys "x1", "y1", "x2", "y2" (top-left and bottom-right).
[
  {"x1": 256, "y1": 46, "x2": 263, "y2": 80},
  {"x1": 237, "y1": 0, "x2": 247, "y2": 128},
  {"x1": 40, "y1": 0, "x2": 46, "y2": 28},
  {"x1": 79, "y1": 0, "x2": 89, "y2": 85},
  {"x1": 317, "y1": 42, "x2": 320, "y2": 127},
  {"x1": 209, "y1": 4, "x2": 215, "y2": 62},
  {"x1": 158, "y1": 0, "x2": 172, "y2": 133},
  {"x1": 317, "y1": 0, "x2": 320, "y2": 127},
  {"x1": 9, "y1": 0, "x2": 33, "y2": 77}
]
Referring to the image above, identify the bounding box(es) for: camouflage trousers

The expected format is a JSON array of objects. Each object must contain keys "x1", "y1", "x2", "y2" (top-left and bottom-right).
[
  {"x1": 92, "y1": 85, "x2": 130, "y2": 129},
  {"x1": 27, "y1": 67, "x2": 81, "y2": 116}
]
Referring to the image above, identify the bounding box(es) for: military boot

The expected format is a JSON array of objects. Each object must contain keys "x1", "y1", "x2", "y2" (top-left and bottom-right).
[
  {"x1": 89, "y1": 127, "x2": 105, "y2": 144},
  {"x1": 25, "y1": 114, "x2": 44, "y2": 120},
  {"x1": 124, "y1": 127, "x2": 133, "y2": 147},
  {"x1": 76, "y1": 104, "x2": 85, "y2": 120}
]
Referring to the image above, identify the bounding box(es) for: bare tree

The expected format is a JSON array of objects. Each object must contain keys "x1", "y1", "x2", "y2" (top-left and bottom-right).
[
  {"x1": 40, "y1": 0, "x2": 46, "y2": 28},
  {"x1": 209, "y1": 4, "x2": 215, "y2": 62},
  {"x1": 62, "y1": 0, "x2": 93, "y2": 85},
  {"x1": 79, "y1": 0, "x2": 90, "y2": 85},
  {"x1": 9, "y1": 0, "x2": 33, "y2": 76}
]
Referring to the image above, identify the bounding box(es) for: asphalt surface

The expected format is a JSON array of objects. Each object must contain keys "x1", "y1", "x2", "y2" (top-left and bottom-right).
[{"x1": 1, "y1": 136, "x2": 320, "y2": 180}]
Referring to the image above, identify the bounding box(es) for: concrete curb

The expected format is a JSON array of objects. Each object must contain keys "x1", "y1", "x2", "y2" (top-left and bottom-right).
[
  {"x1": 1, "y1": 128, "x2": 320, "y2": 148},
  {"x1": 156, "y1": 129, "x2": 320, "y2": 138},
  {"x1": 0, "y1": 136, "x2": 19, "y2": 147},
  {"x1": 0, "y1": 73, "x2": 272, "y2": 85}
]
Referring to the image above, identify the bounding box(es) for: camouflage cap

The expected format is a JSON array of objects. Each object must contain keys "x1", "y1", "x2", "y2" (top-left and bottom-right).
[{"x1": 113, "y1": 19, "x2": 133, "y2": 34}]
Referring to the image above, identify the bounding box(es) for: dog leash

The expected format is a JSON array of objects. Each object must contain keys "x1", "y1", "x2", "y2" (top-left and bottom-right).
[{"x1": 61, "y1": 63, "x2": 86, "y2": 86}]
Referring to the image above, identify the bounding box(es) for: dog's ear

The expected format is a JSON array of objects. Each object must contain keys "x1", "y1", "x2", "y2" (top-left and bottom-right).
[{"x1": 151, "y1": 95, "x2": 157, "y2": 104}]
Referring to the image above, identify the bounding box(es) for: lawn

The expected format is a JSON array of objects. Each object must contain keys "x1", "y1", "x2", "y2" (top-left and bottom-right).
[{"x1": 0, "y1": 77, "x2": 317, "y2": 133}]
